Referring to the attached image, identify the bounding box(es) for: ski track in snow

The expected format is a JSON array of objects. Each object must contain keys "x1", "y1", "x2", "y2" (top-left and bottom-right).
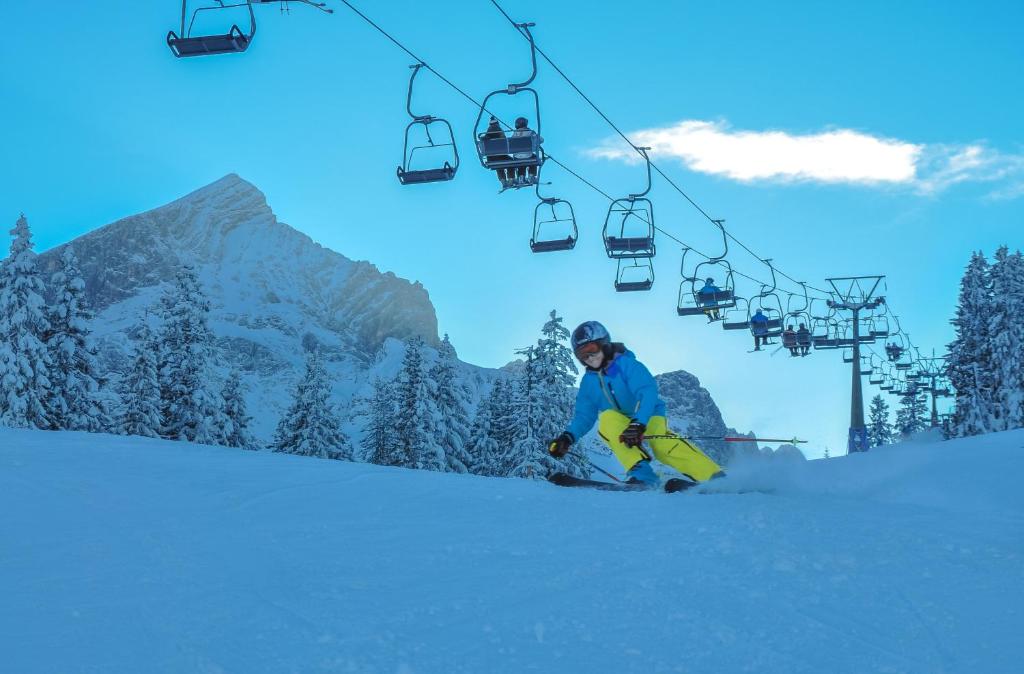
[{"x1": 2, "y1": 428, "x2": 1023, "y2": 674}]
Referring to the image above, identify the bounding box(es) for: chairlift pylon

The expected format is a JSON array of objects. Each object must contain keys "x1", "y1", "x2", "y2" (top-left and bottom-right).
[{"x1": 397, "y1": 64, "x2": 459, "y2": 185}]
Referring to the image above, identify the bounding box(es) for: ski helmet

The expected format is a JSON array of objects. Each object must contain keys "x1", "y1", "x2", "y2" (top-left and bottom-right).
[{"x1": 571, "y1": 321, "x2": 611, "y2": 353}]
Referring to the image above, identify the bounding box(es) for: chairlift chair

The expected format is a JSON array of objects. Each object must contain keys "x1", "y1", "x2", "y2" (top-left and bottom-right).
[
  {"x1": 676, "y1": 233, "x2": 736, "y2": 318},
  {"x1": 167, "y1": 1, "x2": 328, "y2": 58},
  {"x1": 722, "y1": 296, "x2": 751, "y2": 330},
  {"x1": 473, "y1": 23, "x2": 544, "y2": 189},
  {"x1": 530, "y1": 193, "x2": 577, "y2": 253},
  {"x1": 614, "y1": 257, "x2": 654, "y2": 292},
  {"x1": 397, "y1": 65, "x2": 459, "y2": 185},
  {"x1": 603, "y1": 147, "x2": 656, "y2": 259},
  {"x1": 167, "y1": 0, "x2": 256, "y2": 57}
]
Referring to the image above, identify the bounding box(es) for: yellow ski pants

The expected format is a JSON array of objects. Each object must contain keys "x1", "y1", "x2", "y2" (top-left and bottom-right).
[{"x1": 598, "y1": 410, "x2": 723, "y2": 482}]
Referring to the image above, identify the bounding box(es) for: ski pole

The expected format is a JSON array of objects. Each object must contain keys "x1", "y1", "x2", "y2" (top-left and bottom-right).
[
  {"x1": 642, "y1": 434, "x2": 808, "y2": 444},
  {"x1": 566, "y1": 450, "x2": 625, "y2": 482}
]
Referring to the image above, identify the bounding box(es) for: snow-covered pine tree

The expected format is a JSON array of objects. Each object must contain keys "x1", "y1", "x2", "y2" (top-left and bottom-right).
[
  {"x1": 429, "y1": 334, "x2": 473, "y2": 473},
  {"x1": 895, "y1": 392, "x2": 928, "y2": 438},
  {"x1": 508, "y1": 310, "x2": 588, "y2": 479},
  {"x1": 465, "y1": 380, "x2": 505, "y2": 476},
  {"x1": 501, "y1": 345, "x2": 539, "y2": 477},
  {"x1": 118, "y1": 321, "x2": 162, "y2": 438},
  {"x1": 948, "y1": 251, "x2": 995, "y2": 437},
  {"x1": 273, "y1": 349, "x2": 351, "y2": 459},
  {"x1": 156, "y1": 265, "x2": 227, "y2": 445},
  {"x1": 867, "y1": 394, "x2": 893, "y2": 447},
  {"x1": 987, "y1": 247, "x2": 1024, "y2": 431},
  {"x1": 221, "y1": 369, "x2": 257, "y2": 449},
  {"x1": 393, "y1": 337, "x2": 439, "y2": 470},
  {"x1": 0, "y1": 214, "x2": 52, "y2": 429},
  {"x1": 45, "y1": 246, "x2": 110, "y2": 432},
  {"x1": 361, "y1": 376, "x2": 398, "y2": 465}
]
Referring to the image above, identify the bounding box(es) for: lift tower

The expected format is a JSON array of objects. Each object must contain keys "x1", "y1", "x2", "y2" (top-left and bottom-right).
[{"x1": 827, "y1": 276, "x2": 885, "y2": 454}]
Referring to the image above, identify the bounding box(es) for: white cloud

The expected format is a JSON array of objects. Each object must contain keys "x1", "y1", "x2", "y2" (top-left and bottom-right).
[{"x1": 586, "y1": 120, "x2": 1024, "y2": 197}]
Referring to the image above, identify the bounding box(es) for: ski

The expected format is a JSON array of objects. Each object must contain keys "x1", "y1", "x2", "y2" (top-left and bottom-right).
[{"x1": 548, "y1": 472, "x2": 697, "y2": 494}]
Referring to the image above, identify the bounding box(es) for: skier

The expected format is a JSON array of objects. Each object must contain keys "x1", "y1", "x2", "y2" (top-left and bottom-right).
[
  {"x1": 750, "y1": 309, "x2": 771, "y2": 350},
  {"x1": 546, "y1": 321, "x2": 724, "y2": 487},
  {"x1": 697, "y1": 277, "x2": 722, "y2": 321}
]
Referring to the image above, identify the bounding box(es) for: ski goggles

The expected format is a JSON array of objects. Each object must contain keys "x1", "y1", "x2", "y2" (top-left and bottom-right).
[{"x1": 575, "y1": 342, "x2": 603, "y2": 359}]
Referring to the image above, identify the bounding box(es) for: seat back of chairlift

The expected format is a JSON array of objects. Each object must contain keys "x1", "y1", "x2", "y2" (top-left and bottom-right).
[
  {"x1": 476, "y1": 134, "x2": 543, "y2": 171},
  {"x1": 530, "y1": 199, "x2": 577, "y2": 253}
]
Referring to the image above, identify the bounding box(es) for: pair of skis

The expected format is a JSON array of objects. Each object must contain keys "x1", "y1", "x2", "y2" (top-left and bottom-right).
[{"x1": 548, "y1": 472, "x2": 697, "y2": 494}]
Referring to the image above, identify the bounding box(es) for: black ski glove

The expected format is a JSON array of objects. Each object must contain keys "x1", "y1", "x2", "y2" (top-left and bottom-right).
[
  {"x1": 619, "y1": 421, "x2": 646, "y2": 448},
  {"x1": 548, "y1": 432, "x2": 574, "y2": 459}
]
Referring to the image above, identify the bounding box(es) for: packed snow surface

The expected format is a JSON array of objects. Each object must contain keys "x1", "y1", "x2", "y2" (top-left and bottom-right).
[{"x1": 2, "y1": 428, "x2": 1022, "y2": 674}]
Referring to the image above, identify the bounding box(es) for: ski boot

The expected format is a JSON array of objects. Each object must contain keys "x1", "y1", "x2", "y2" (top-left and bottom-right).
[{"x1": 624, "y1": 460, "x2": 659, "y2": 488}]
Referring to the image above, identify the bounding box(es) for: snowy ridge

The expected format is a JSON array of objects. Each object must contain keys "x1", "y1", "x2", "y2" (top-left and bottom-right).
[{"x1": 2, "y1": 427, "x2": 1021, "y2": 673}]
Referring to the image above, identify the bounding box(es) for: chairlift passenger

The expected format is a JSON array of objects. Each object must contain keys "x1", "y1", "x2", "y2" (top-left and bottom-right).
[
  {"x1": 511, "y1": 116, "x2": 543, "y2": 187},
  {"x1": 698, "y1": 277, "x2": 722, "y2": 321},
  {"x1": 750, "y1": 309, "x2": 771, "y2": 351},
  {"x1": 782, "y1": 324, "x2": 799, "y2": 357},
  {"x1": 796, "y1": 323, "x2": 811, "y2": 356},
  {"x1": 482, "y1": 117, "x2": 512, "y2": 188}
]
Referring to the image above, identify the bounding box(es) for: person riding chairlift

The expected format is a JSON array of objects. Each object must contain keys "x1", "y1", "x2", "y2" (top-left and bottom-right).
[
  {"x1": 510, "y1": 116, "x2": 542, "y2": 186},
  {"x1": 796, "y1": 323, "x2": 811, "y2": 356},
  {"x1": 697, "y1": 277, "x2": 722, "y2": 321},
  {"x1": 782, "y1": 324, "x2": 799, "y2": 357},
  {"x1": 481, "y1": 116, "x2": 512, "y2": 188},
  {"x1": 750, "y1": 309, "x2": 771, "y2": 350}
]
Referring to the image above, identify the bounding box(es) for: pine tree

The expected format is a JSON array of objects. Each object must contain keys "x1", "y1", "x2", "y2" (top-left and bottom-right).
[
  {"x1": 45, "y1": 246, "x2": 109, "y2": 432},
  {"x1": 393, "y1": 337, "x2": 438, "y2": 469},
  {"x1": 156, "y1": 265, "x2": 227, "y2": 445},
  {"x1": 465, "y1": 380, "x2": 505, "y2": 476},
  {"x1": 948, "y1": 251, "x2": 995, "y2": 437},
  {"x1": 507, "y1": 310, "x2": 588, "y2": 478},
  {"x1": 867, "y1": 394, "x2": 893, "y2": 447},
  {"x1": 118, "y1": 321, "x2": 162, "y2": 438},
  {"x1": 361, "y1": 376, "x2": 398, "y2": 465},
  {"x1": 987, "y1": 247, "x2": 1024, "y2": 431},
  {"x1": 430, "y1": 334, "x2": 473, "y2": 473},
  {"x1": 0, "y1": 214, "x2": 52, "y2": 429},
  {"x1": 221, "y1": 369, "x2": 257, "y2": 449},
  {"x1": 895, "y1": 393, "x2": 928, "y2": 437},
  {"x1": 273, "y1": 350, "x2": 351, "y2": 459}
]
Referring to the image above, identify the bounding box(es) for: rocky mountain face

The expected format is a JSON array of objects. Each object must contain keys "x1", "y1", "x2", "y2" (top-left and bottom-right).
[
  {"x1": 655, "y1": 370, "x2": 759, "y2": 465},
  {"x1": 39, "y1": 174, "x2": 440, "y2": 358}
]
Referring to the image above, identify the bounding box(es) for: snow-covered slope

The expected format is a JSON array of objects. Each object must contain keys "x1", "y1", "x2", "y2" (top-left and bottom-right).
[{"x1": 3, "y1": 428, "x2": 1021, "y2": 674}]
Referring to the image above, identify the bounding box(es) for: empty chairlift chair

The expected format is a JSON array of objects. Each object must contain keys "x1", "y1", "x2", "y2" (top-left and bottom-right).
[
  {"x1": 397, "y1": 65, "x2": 459, "y2": 185},
  {"x1": 722, "y1": 297, "x2": 751, "y2": 330},
  {"x1": 530, "y1": 191, "x2": 577, "y2": 253},
  {"x1": 614, "y1": 257, "x2": 654, "y2": 292},
  {"x1": 167, "y1": 1, "x2": 330, "y2": 58},
  {"x1": 167, "y1": 0, "x2": 257, "y2": 57},
  {"x1": 603, "y1": 147, "x2": 656, "y2": 259}
]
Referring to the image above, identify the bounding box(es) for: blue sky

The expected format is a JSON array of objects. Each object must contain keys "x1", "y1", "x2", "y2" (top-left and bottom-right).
[{"x1": 2, "y1": 1, "x2": 1021, "y2": 456}]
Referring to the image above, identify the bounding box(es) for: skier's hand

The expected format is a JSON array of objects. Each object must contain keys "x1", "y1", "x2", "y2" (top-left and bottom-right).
[
  {"x1": 619, "y1": 421, "x2": 646, "y2": 448},
  {"x1": 548, "y1": 432, "x2": 574, "y2": 459}
]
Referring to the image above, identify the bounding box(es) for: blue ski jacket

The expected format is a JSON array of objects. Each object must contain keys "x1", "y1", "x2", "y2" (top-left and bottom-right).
[{"x1": 565, "y1": 348, "x2": 667, "y2": 441}]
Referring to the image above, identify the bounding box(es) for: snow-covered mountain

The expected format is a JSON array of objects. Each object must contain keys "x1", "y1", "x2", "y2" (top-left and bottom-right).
[
  {"x1": 3, "y1": 426, "x2": 1020, "y2": 673},
  {"x1": 34, "y1": 175, "x2": 494, "y2": 442},
  {"x1": 33, "y1": 175, "x2": 747, "y2": 448}
]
